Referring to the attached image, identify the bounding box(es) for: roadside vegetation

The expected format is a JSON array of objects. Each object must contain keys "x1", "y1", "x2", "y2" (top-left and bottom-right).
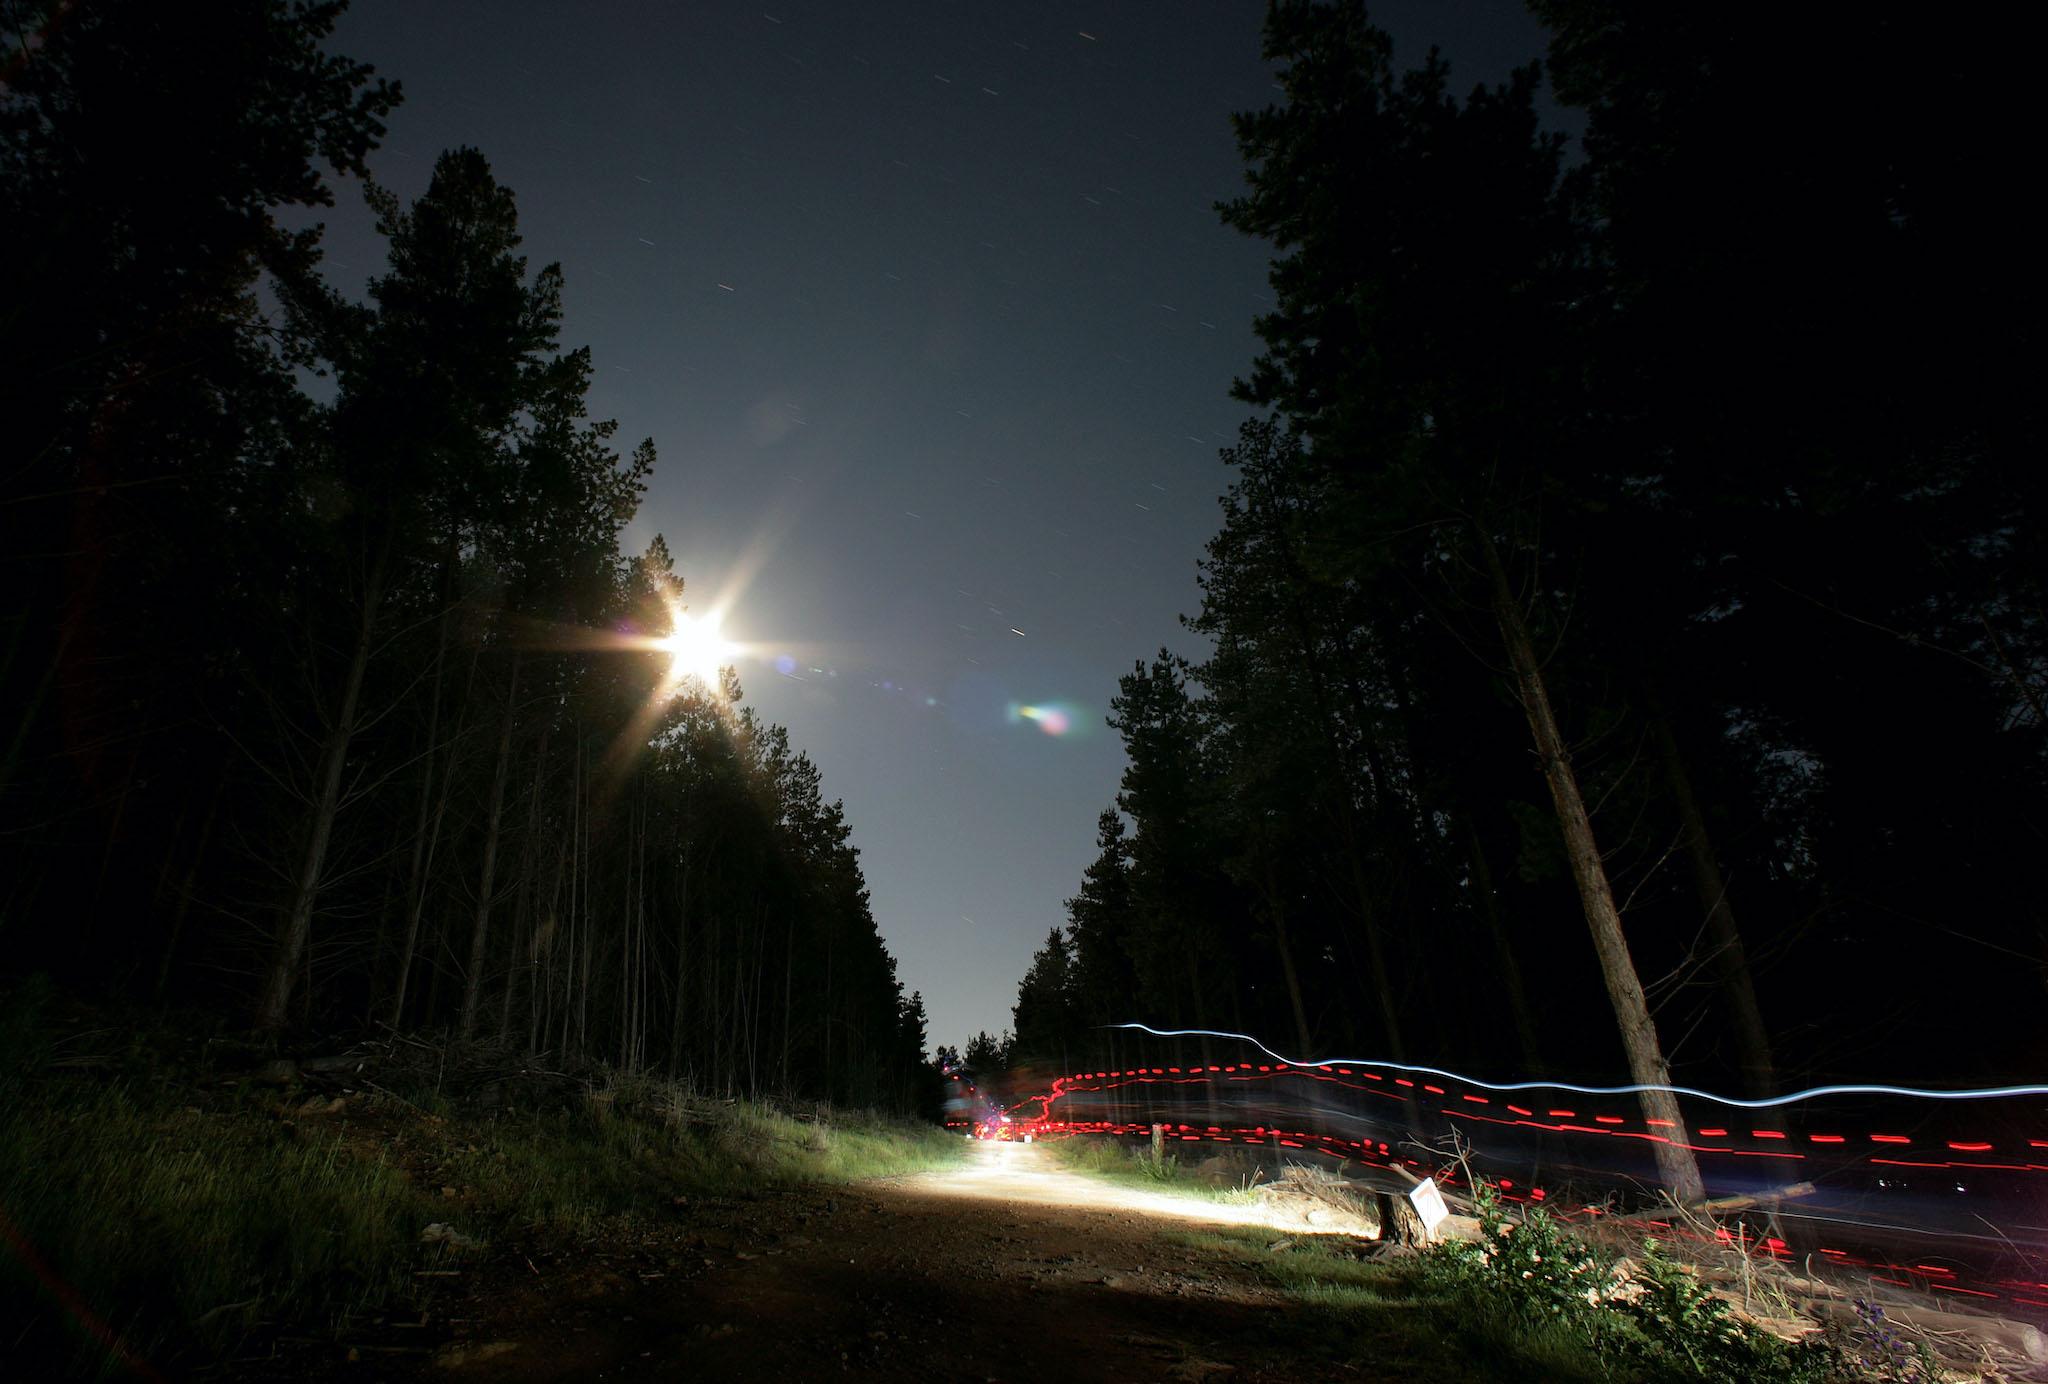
[
  {"x1": 1051, "y1": 1135, "x2": 1937, "y2": 1382},
  {"x1": 1414, "y1": 1184, "x2": 1854, "y2": 1382},
  {"x1": 0, "y1": 981, "x2": 962, "y2": 1377},
  {"x1": 1165, "y1": 1215, "x2": 1921, "y2": 1383}
]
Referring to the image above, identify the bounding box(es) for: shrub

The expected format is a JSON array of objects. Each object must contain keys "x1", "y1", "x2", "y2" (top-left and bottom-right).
[
  {"x1": 1624, "y1": 1240, "x2": 1834, "y2": 1382},
  {"x1": 1422, "y1": 1184, "x2": 1839, "y2": 1383}
]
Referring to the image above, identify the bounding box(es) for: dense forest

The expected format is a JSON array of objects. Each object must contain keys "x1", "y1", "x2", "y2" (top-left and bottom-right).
[
  {"x1": 1005, "y1": 1, "x2": 2041, "y2": 1197},
  {"x1": 1, "y1": 0, "x2": 933, "y2": 1114}
]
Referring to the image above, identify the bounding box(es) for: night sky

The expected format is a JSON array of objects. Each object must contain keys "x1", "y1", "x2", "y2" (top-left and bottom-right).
[{"x1": 308, "y1": 0, "x2": 1558, "y2": 1053}]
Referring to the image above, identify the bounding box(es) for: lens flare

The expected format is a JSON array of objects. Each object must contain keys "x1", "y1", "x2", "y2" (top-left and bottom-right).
[{"x1": 1010, "y1": 702, "x2": 1076, "y2": 737}]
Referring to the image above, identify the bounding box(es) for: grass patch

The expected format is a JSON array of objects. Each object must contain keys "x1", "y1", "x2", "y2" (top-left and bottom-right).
[
  {"x1": 440, "y1": 1094, "x2": 963, "y2": 1238},
  {"x1": 1040, "y1": 1133, "x2": 1257, "y2": 1203},
  {"x1": 0, "y1": 1081, "x2": 426, "y2": 1370},
  {"x1": 0, "y1": 983, "x2": 961, "y2": 1376},
  {"x1": 1163, "y1": 1223, "x2": 1626, "y2": 1381}
]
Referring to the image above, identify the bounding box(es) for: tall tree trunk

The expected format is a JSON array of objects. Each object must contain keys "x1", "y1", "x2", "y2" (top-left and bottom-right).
[
  {"x1": 1261, "y1": 860, "x2": 1315, "y2": 1055},
  {"x1": 1653, "y1": 709, "x2": 1777, "y2": 1101},
  {"x1": 1468, "y1": 824, "x2": 1542, "y2": 1073},
  {"x1": 499, "y1": 868, "x2": 530, "y2": 1045},
  {"x1": 632, "y1": 784, "x2": 648, "y2": 1071},
  {"x1": 1481, "y1": 529, "x2": 1704, "y2": 1202},
  {"x1": 707, "y1": 887, "x2": 724, "y2": 1091},
  {"x1": 780, "y1": 912, "x2": 795, "y2": 1094},
  {"x1": 1272, "y1": 553, "x2": 1411, "y2": 1062},
  {"x1": 822, "y1": 924, "x2": 834, "y2": 1100},
  {"x1": 386, "y1": 545, "x2": 460, "y2": 1030},
  {"x1": 532, "y1": 818, "x2": 568, "y2": 1053},
  {"x1": 154, "y1": 784, "x2": 221, "y2": 1000},
  {"x1": 556, "y1": 768, "x2": 574, "y2": 1055},
  {"x1": 1341, "y1": 830, "x2": 1406, "y2": 1060},
  {"x1": 619, "y1": 777, "x2": 636, "y2": 1069},
  {"x1": 730, "y1": 912, "x2": 747, "y2": 1096},
  {"x1": 561, "y1": 731, "x2": 586, "y2": 1057},
  {"x1": 575, "y1": 737, "x2": 591, "y2": 1057},
  {"x1": 257, "y1": 540, "x2": 387, "y2": 1030},
  {"x1": 503, "y1": 737, "x2": 552, "y2": 1040},
  {"x1": 499, "y1": 730, "x2": 548, "y2": 1045},
  {"x1": 460, "y1": 652, "x2": 521, "y2": 1041},
  {"x1": 668, "y1": 843, "x2": 693, "y2": 1075}
]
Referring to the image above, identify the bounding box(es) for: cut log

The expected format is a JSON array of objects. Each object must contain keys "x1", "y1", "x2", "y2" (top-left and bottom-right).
[{"x1": 1805, "y1": 1299, "x2": 2046, "y2": 1368}]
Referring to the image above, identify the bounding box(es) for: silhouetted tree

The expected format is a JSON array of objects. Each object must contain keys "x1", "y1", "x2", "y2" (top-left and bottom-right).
[
  {"x1": 1, "y1": 0, "x2": 395, "y2": 990},
  {"x1": 1011, "y1": 928, "x2": 1079, "y2": 1069},
  {"x1": 0, "y1": 4, "x2": 932, "y2": 1115}
]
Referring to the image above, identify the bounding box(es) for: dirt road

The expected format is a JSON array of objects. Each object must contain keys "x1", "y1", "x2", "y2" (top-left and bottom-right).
[{"x1": 409, "y1": 1142, "x2": 1375, "y2": 1382}]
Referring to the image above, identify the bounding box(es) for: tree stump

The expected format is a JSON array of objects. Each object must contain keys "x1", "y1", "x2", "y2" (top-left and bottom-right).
[{"x1": 1373, "y1": 1189, "x2": 1428, "y2": 1247}]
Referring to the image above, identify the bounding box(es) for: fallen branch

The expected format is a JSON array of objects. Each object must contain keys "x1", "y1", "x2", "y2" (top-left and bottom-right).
[{"x1": 1692, "y1": 1181, "x2": 1816, "y2": 1214}]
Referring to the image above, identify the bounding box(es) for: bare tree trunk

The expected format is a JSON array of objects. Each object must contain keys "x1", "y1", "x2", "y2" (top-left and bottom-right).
[
  {"x1": 576, "y1": 738, "x2": 591, "y2": 1058},
  {"x1": 707, "y1": 893, "x2": 724, "y2": 1091},
  {"x1": 257, "y1": 541, "x2": 387, "y2": 1030},
  {"x1": 460, "y1": 653, "x2": 520, "y2": 1041},
  {"x1": 729, "y1": 916, "x2": 745, "y2": 1097},
  {"x1": 531, "y1": 818, "x2": 568, "y2": 1053},
  {"x1": 499, "y1": 869, "x2": 529, "y2": 1045},
  {"x1": 631, "y1": 783, "x2": 648, "y2": 1071},
  {"x1": 154, "y1": 785, "x2": 220, "y2": 1000},
  {"x1": 630, "y1": 790, "x2": 647, "y2": 1072},
  {"x1": 92, "y1": 748, "x2": 140, "y2": 931},
  {"x1": 1653, "y1": 710, "x2": 1776, "y2": 1101},
  {"x1": 780, "y1": 911, "x2": 796, "y2": 1095},
  {"x1": 1261, "y1": 861, "x2": 1315, "y2": 1055},
  {"x1": 556, "y1": 778, "x2": 575, "y2": 1055},
  {"x1": 499, "y1": 731, "x2": 548, "y2": 1046},
  {"x1": 386, "y1": 546, "x2": 459, "y2": 1030},
  {"x1": 745, "y1": 910, "x2": 762, "y2": 1099},
  {"x1": 500, "y1": 840, "x2": 533, "y2": 1048},
  {"x1": 1480, "y1": 529, "x2": 1703, "y2": 1202},
  {"x1": 668, "y1": 843, "x2": 693, "y2": 1074},
  {"x1": 561, "y1": 732, "x2": 586, "y2": 1058},
  {"x1": 619, "y1": 777, "x2": 635, "y2": 1070},
  {"x1": 1272, "y1": 567, "x2": 1410, "y2": 1062},
  {"x1": 1468, "y1": 825, "x2": 1542, "y2": 1073},
  {"x1": 1343, "y1": 840, "x2": 1407, "y2": 1061},
  {"x1": 822, "y1": 925, "x2": 834, "y2": 1099}
]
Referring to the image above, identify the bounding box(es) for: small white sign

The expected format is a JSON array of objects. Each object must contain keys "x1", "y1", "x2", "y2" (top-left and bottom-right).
[{"x1": 1408, "y1": 1177, "x2": 1450, "y2": 1239}]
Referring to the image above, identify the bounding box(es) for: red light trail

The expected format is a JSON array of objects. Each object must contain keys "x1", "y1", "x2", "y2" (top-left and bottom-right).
[{"x1": 979, "y1": 1033, "x2": 2048, "y2": 1316}]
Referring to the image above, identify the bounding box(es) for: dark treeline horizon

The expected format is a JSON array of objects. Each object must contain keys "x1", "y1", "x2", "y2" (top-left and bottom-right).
[
  {"x1": 1, "y1": 0, "x2": 936, "y2": 1117},
  {"x1": 1001, "y1": 0, "x2": 2040, "y2": 1197}
]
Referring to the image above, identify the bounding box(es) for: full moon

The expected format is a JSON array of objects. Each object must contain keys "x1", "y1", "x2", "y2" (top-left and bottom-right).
[{"x1": 658, "y1": 612, "x2": 732, "y2": 690}]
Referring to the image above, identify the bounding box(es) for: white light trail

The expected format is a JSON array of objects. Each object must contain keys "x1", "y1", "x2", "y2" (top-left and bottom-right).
[{"x1": 1112, "y1": 1024, "x2": 2048, "y2": 1111}]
